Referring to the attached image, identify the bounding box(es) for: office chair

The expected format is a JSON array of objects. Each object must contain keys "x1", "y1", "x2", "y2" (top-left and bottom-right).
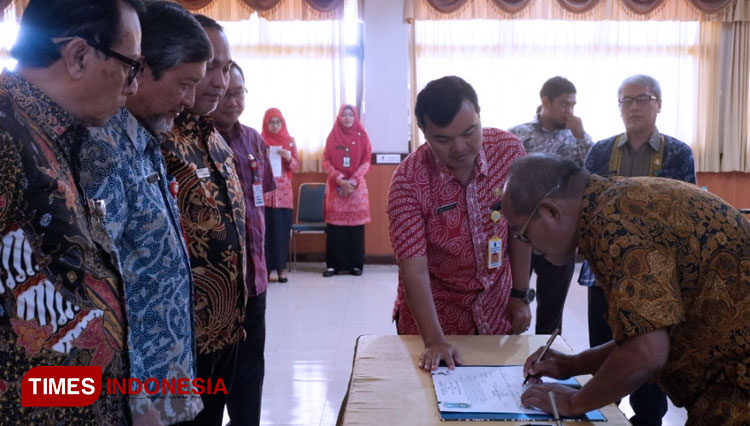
[{"x1": 290, "y1": 183, "x2": 327, "y2": 270}]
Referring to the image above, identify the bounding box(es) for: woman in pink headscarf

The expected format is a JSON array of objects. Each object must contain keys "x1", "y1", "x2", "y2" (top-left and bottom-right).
[
  {"x1": 262, "y1": 108, "x2": 299, "y2": 283},
  {"x1": 322, "y1": 105, "x2": 371, "y2": 277}
]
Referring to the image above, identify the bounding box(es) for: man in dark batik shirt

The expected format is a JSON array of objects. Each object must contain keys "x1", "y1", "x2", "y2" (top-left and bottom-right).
[
  {"x1": 162, "y1": 15, "x2": 248, "y2": 426},
  {"x1": 0, "y1": 0, "x2": 143, "y2": 424}
]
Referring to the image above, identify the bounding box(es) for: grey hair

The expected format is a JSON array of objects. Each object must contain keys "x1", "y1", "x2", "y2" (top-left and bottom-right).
[
  {"x1": 618, "y1": 74, "x2": 661, "y2": 99},
  {"x1": 505, "y1": 154, "x2": 585, "y2": 216},
  {"x1": 141, "y1": 1, "x2": 211, "y2": 80}
]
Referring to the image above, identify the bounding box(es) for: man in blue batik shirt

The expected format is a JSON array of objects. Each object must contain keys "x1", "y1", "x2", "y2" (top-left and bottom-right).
[
  {"x1": 579, "y1": 74, "x2": 696, "y2": 426},
  {"x1": 78, "y1": 3, "x2": 212, "y2": 424},
  {"x1": 509, "y1": 76, "x2": 593, "y2": 336}
]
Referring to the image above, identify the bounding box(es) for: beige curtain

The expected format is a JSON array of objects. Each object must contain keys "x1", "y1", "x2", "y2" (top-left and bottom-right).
[
  {"x1": 173, "y1": 0, "x2": 345, "y2": 21},
  {"x1": 405, "y1": 0, "x2": 750, "y2": 21},
  {"x1": 223, "y1": 15, "x2": 347, "y2": 172},
  {"x1": 1, "y1": 0, "x2": 344, "y2": 21},
  {"x1": 410, "y1": 19, "x2": 702, "y2": 150},
  {"x1": 695, "y1": 22, "x2": 750, "y2": 172}
]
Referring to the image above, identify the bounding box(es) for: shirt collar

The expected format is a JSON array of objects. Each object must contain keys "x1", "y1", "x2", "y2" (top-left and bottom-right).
[
  {"x1": 175, "y1": 111, "x2": 216, "y2": 140},
  {"x1": 109, "y1": 107, "x2": 157, "y2": 155},
  {"x1": 0, "y1": 70, "x2": 86, "y2": 159},
  {"x1": 577, "y1": 174, "x2": 608, "y2": 257},
  {"x1": 616, "y1": 128, "x2": 661, "y2": 151}
]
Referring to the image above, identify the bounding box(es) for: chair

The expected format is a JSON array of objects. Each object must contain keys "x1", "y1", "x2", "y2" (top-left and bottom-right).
[{"x1": 290, "y1": 183, "x2": 327, "y2": 269}]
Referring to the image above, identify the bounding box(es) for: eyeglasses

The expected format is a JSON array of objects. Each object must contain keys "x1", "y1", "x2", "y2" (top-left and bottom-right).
[
  {"x1": 513, "y1": 184, "x2": 561, "y2": 244},
  {"x1": 618, "y1": 94, "x2": 658, "y2": 107},
  {"x1": 52, "y1": 37, "x2": 142, "y2": 86}
]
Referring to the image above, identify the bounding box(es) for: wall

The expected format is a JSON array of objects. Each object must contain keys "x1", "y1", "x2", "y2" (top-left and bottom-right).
[
  {"x1": 290, "y1": 165, "x2": 398, "y2": 261},
  {"x1": 697, "y1": 172, "x2": 750, "y2": 209},
  {"x1": 361, "y1": 0, "x2": 411, "y2": 155},
  {"x1": 289, "y1": 171, "x2": 750, "y2": 261}
]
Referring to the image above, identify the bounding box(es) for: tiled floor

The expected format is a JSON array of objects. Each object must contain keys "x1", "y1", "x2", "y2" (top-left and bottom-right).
[{"x1": 225, "y1": 262, "x2": 688, "y2": 425}]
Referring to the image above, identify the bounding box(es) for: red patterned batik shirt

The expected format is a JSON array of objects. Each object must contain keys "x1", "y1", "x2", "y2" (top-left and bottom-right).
[{"x1": 387, "y1": 128, "x2": 526, "y2": 335}]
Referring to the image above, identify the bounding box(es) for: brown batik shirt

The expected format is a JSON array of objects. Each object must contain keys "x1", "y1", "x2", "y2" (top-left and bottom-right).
[
  {"x1": 162, "y1": 113, "x2": 247, "y2": 355},
  {"x1": 578, "y1": 175, "x2": 750, "y2": 425}
]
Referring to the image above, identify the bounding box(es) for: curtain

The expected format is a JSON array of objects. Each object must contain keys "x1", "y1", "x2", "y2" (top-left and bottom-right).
[
  {"x1": 694, "y1": 22, "x2": 750, "y2": 172},
  {"x1": 173, "y1": 0, "x2": 345, "y2": 20},
  {"x1": 407, "y1": 0, "x2": 750, "y2": 21},
  {"x1": 222, "y1": 15, "x2": 346, "y2": 172},
  {"x1": 411, "y1": 19, "x2": 700, "y2": 151},
  {"x1": 0, "y1": 0, "x2": 346, "y2": 21}
]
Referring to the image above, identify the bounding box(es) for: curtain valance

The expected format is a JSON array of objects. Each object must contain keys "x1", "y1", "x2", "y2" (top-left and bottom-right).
[
  {"x1": 1, "y1": 0, "x2": 346, "y2": 21},
  {"x1": 405, "y1": 0, "x2": 749, "y2": 21}
]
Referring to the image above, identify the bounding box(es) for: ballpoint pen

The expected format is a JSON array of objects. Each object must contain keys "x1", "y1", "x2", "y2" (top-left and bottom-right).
[
  {"x1": 522, "y1": 327, "x2": 560, "y2": 385},
  {"x1": 548, "y1": 391, "x2": 563, "y2": 426}
]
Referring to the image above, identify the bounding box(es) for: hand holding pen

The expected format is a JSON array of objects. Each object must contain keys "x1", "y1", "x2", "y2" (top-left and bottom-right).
[{"x1": 523, "y1": 328, "x2": 560, "y2": 385}]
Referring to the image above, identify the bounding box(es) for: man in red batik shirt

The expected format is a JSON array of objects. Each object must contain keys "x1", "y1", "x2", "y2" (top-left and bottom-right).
[{"x1": 388, "y1": 76, "x2": 532, "y2": 372}]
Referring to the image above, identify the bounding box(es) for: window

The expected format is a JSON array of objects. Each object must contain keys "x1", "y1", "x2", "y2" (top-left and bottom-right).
[
  {"x1": 222, "y1": 0, "x2": 361, "y2": 171},
  {"x1": 0, "y1": 14, "x2": 18, "y2": 71},
  {"x1": 414, "y1": 19, "x2": 700, "y2": 145}
]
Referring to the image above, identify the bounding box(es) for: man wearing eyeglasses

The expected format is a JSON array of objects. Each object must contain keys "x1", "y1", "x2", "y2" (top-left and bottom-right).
[
  {"x1": 501, "y1": 154, "x2": 748, "y2": 426},
  {"x1": 210, "y1": 62, "x2": 274, "y2": 426},
  {"x1": 0, "y1": 0, "x2": 144, "y2": 424},
  {"x1": 78, "y1": 2, "x2": 212, "y2": 425},
  {"x1": 579, "y1": 74, "x2": 696, "y2": 426},
  {"x1": 388, "y1": 76, "x2": 532, "y2": 372},
  {"x1": 508, "y1": 76, "x2": 594, "y2": 337}
]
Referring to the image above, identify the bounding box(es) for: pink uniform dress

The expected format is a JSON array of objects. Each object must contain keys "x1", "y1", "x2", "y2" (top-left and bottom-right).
[
  {"x1": 261, "y1": 108, "x2": 299, "y2": 274},
  {"x1": 322, "y1": 105, "x2": 372, "y2": 275}
]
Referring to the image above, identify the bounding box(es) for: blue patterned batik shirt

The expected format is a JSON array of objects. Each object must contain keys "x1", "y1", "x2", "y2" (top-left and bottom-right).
[{"x1": 80, "y1": 108, "x2": 202, "y2": 424}]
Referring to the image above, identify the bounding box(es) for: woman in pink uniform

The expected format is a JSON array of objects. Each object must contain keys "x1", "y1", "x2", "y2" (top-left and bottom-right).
[
  {"x1": 322, "y1": 105, "x2": 371, "y2": 277},
  {"x1": 262, "y1": 108, "x2": 299, "y2": 283}
]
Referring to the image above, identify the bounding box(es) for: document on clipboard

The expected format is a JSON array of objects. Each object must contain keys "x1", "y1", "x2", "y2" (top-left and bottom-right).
[{"x1": 431, "y1": 365, "x2": 607, "y2": 421}]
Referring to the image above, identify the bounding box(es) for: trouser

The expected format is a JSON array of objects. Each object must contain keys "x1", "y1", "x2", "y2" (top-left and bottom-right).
[
  {"x1": 325, "y1": 224, "x2": 364, "y2": 271},
  {"x1": 176, "y1": 341, "x2": 240, "y2": 426},
  {"x1": 226, "y1": 291, "x2": 267, "y2": 426},
  {"x1": 531, "y1": 253, "x2": 575, "y2": 334},
  {"x1": 588, "y1": 286, "x2": 668, "y2": 426},
  {"x1": 265, "y1": 208, "x2": 292, "y2": 271}
]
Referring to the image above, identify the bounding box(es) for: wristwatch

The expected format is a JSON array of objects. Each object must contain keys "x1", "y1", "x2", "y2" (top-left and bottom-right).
[{"x1": 510, "y1": 288, "x2": 536, "y2": 304}]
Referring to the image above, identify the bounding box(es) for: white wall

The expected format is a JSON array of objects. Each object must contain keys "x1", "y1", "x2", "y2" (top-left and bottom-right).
[{"x1": 362, "y1": 0, "x2": 411, "y2": 154}]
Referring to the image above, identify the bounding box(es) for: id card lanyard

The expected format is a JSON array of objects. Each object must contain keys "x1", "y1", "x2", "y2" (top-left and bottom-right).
[
  {"x1": 343, "y1": 146, "x2": 351, "y2": 168},
  {"x1": 487, "y1": 196, "x2": 503, "y2": 269},
  {"x1": 248, "y1": 154, "x2": 264, "y2": 207}
]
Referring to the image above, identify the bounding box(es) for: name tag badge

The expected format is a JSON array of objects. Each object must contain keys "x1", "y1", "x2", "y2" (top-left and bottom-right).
[
  {"x1": 435, "y1": 202, "x2": 457, "y2": 214},
  {"x1": 196, "y1": 167, "x2": 210, "y2": 179},
  {"x1": 343, "y1": 156, "x2": 350, "y2": 168},
  {"x1": 487, "y1": 236, "x2": 502, "y2": 269},
  {"x1": 253, "y1": 183, "x2": 264, "y2": 207}
]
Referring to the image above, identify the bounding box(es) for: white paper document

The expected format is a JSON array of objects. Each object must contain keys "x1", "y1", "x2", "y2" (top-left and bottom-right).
[
  {"x1": 269, "y1": 146, "x2": 283, "y2": 178},
  {"x1": 432, "y1": 365, "x2": 545, "y2": 414}
]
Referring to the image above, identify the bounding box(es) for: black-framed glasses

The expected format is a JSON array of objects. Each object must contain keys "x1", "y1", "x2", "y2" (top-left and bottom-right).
[
  {"x1": 513, "y1": 184, "x2": 561, "y2": 244},
  {"x1": 618, "y1": 94, "x2": 658, "y2": 107},
  {"x1": 52, "y1": 37, "x2": 141, "y2": 86}
]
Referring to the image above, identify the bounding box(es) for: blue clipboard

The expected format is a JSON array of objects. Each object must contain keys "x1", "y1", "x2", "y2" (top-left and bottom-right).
[{"x1": 435, "y1": 366, "x2": 607, "y2": 422}]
